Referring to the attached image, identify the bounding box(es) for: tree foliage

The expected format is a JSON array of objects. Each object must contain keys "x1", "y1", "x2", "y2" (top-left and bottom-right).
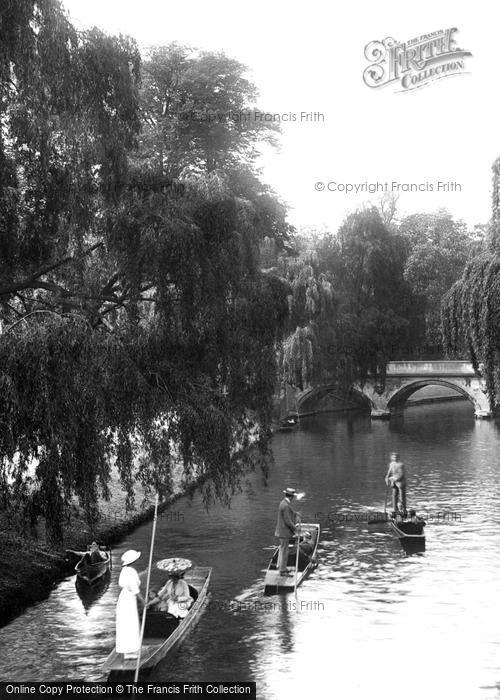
[
  {"x1": 400, "y1": 211, "x2": 483, "y2": 352},
  {"x1": 137, "y1": 44, "x2": 278, "y2": 177},
  {"x1": 442, "y1": 158, "x2": 500, "y2": 410},
  {"x1": 0, "y1": 4, "x2": 290, "y2": 540},
  {"x1": 278, "y1": 208, "x2": 421, "y2": 392}
]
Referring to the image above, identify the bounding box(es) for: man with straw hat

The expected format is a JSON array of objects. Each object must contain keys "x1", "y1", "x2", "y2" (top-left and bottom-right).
[
  {"x1": 275, "y1": 488, "x2": 299, "y2": 577},
  {"x1": 116, "y1": 550, "x2": 145, "y2": 659}
]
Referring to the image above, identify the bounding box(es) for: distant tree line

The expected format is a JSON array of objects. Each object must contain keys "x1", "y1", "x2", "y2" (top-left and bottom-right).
[{"x1": 270, "y1": 204, "x2": 485, "y2": 393}]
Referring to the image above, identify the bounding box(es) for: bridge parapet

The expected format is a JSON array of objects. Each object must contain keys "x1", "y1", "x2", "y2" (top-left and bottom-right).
[{"x1": 387, "y1": 361, "x2": 475, "y2": 376}]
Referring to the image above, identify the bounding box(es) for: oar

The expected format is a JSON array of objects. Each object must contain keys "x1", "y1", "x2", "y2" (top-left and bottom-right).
[
  {"x1": 367, "y1": 483, "x2": 390, "y2": 525},
  {"x1": 294, "y1": 518, "x2": 301, "y2": 611},
  {"x1": 134, "y1": 493, "x2": 159, "y2": 683}
]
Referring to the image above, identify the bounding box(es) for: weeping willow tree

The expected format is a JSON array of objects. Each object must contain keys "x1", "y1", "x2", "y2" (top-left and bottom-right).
[
  {"x1": 442, "y1": 157, "x2": 500, "y2": 410},
  {"x1": 278, "y1": 244, "x2": 337, "y2": 390},
  {"x1": 0, "y1": 1, "x2": 290, "y2": 541},
  {"x1": 278, "y1": 209, "x2": 419, "y2": 396}
]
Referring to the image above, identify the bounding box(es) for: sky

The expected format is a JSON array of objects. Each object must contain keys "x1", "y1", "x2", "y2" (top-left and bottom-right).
[{"x1": 62, "y1": 0, "x2": 499, "y2": 233}]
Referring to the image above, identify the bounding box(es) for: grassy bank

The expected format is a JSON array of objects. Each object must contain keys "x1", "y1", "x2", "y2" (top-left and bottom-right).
[{"x1": 0, "y1": 468, "x2": 192, "y2": 628}]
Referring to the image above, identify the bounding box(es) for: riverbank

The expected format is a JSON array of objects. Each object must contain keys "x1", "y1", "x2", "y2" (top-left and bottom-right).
[
  {"x1": 0, "y1": 467, "x2": 192, "y2": 628},
  {"x1": 0, "y1": 419, "x2": 261, "y2": 628}
]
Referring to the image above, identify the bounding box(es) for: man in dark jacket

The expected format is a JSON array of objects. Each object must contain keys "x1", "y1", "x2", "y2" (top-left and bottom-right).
[{"x1": 275, "y1": 487, "x2": 299, "y2": 576}]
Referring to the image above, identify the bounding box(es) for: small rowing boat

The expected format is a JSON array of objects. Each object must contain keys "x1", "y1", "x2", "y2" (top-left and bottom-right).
[
  {"x1": 102, "y1": 566, "x2": 211, "y2": 675},
  {"x1": 264, "y1": 522, "x2": 320, "y2": 594},
  {"x1": 74, "y1": 547, "x2": 111, "y2": 585},
  {"x1": 279, "y1": 413, "x2": 299, "y2": 431}
]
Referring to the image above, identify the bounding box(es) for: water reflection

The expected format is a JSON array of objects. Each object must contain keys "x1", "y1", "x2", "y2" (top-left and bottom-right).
[
  {"x1": 75, "y1": 572, "x2": 112, "y2": 614},
  {"x1": 0, "y1": 402, "x2": 499, "y2": 699}
]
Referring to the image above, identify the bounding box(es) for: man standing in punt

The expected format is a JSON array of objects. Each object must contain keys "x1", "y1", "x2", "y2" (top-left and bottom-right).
[
  {"x1": 275, "y1": 487, "x2": 299, "y2": 576},
  {"x1": 385, "y1": 452, "x2": 406, "y2": 515}
]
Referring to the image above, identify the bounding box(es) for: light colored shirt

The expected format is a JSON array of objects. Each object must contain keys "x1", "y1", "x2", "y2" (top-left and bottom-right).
[
  {"x1": 156, "y1": 578, "x2": 192, "y2": 617},
  {"x1": 386, "y1": 460, "x2": 405, "y2": 484}
]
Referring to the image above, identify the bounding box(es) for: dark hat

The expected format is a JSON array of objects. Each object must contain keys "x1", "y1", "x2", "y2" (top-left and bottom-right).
[{"x1": 283, "y1": 487, "x2": 297, "y2": 497}]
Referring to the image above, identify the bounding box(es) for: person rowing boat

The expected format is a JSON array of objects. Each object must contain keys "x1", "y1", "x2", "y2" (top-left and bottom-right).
[{"x1": 86, "y1": 541, "x2": 108, "y2": 565}]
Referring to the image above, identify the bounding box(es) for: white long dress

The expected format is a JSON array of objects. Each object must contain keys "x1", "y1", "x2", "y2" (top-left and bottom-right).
[
  {"x1": 157, "y1": 578, "x2": 193, "y2": 618},
  {"x1": 116, "y1": 566, "x2": 141, "y2": 654}
]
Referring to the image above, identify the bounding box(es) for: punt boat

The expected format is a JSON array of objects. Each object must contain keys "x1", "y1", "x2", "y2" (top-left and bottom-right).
[
  {"x1": 389, "y1": 515, "x2": 426, "y2": 540},
  {"x1": 102, "y1": 565, "x2": 211, "y2": 675},
  {"x1": 264, "y1": 523, "x2": 320, "y2": 594}
]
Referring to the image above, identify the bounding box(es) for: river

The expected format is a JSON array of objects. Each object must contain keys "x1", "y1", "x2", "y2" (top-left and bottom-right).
[{"x1": 1, "y1": 401, "x2": 500, "y2": 700}]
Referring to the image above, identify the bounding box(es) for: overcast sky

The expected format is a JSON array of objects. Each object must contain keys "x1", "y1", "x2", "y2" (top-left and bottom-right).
[{"x1": 62, "y1": 0, "x2": 498, "y2": 232}]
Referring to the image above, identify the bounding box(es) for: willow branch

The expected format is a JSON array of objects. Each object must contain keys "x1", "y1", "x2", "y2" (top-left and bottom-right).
[{"x1": 0, "y1": 242, "x2": 104, "y2": 298}]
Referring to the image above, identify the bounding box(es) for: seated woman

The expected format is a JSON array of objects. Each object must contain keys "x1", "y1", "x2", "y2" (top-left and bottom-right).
[
  {"x1": 88, "y1": 542, "x2": 107, "y2": 564},
  {"x1": 81, "y1": 542, "x2": 107, "y2": 565},
  {"x1": 289, "y1": 531, "x2": 315, "y2": 569},
  {"x1": 149, "y1": 572, "x2": 193, "y2": 618}
]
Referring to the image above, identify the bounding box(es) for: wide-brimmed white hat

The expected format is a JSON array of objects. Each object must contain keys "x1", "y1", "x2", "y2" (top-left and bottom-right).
[
  {"x1": 283, "y1": 487, "x2": 297, "y2": 497},
  {"x1": 121, "y1": 549, "x2": 141, "y2": 566}
]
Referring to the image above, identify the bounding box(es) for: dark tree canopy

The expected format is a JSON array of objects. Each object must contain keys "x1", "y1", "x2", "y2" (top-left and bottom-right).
[{"x1": 0, "y1": 3, "x2": 290, "y2": 540}]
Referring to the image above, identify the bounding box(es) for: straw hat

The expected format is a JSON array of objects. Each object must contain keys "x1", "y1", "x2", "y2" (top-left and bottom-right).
[
  {"x1": 283, "y1": 487, "x2": 297, "y2": 497},
  {"x1": 156, "y1": 557, "x2": 192, "y2": 575},
  {"x1": 121, "y1": 549, "x2": 141, "y2": 566}
]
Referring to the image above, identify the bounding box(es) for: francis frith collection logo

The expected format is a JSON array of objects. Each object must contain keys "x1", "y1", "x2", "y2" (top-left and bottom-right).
[{"x1": 363, "y1": 28, "x2": 472, "y2": 91}]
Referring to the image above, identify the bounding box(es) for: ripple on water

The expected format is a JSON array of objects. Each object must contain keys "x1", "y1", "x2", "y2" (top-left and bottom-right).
[{"x1": 1, "y1": 403, "x2": 500, "y2": 699}]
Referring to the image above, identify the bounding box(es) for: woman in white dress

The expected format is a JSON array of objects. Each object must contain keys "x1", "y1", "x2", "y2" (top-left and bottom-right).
[
  {"x1": 116, "y1": 550, "x2": 145, "y2": 659},
  {"x1": 153, "y1": 572, "x2": 193, "y2": 618}
]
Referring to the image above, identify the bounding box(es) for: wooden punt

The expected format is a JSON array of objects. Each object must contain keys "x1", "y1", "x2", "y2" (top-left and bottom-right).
[
  {"x1": 389, "y1": 517, "x2": 426, "y2": 540},
  {"x1": 102, "y1": 566, "x2": 211, "y2": 675},
  {"x1": 264, "y1": 523, "x2": 320, "y2": 594},
  {"x1": 75, "y1": 548, "x2": 111, "y2": 584}
]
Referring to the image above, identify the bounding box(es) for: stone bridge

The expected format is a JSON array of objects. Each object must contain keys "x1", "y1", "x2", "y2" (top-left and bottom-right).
[{"x1": 296, "y1": 361, "x2": 491, "y2": 419}]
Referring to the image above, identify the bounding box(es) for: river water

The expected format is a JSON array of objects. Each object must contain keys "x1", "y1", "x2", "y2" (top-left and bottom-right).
[{"x1": 1, "y1": 401, "x2": 500, "y2": 700}]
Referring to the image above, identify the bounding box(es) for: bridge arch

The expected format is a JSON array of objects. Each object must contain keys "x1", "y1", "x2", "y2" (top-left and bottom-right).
[
  {"x1": 356, "y1": 362, "x2": 491, "y2": 419},
  {"x1": 296, "y1": 384, "x2": 368, "y2": 415},
  {"x1": 386, "y1": 379, "x2": 476, "y2": 410},
  {"x1": 294, "y1": 362, "x2": 492, "y2": 419}
]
